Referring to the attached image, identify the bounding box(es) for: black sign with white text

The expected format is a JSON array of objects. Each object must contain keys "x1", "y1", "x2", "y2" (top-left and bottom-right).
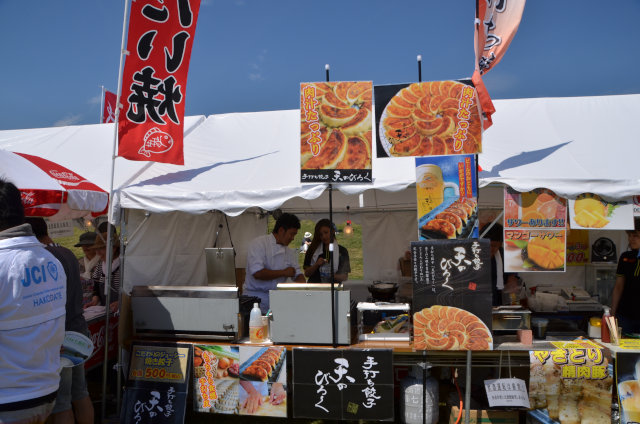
[{"x1": 292, "y1": 348, "x2": 393, "y2": 421}]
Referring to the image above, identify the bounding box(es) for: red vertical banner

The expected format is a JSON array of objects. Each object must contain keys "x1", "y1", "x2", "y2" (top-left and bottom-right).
[
  {"x1": 102, "y1": 90, "x2": 117, "y2": 123},
  {"x1": 118, "y1": 0, "x2": 201, "y2": 165}
]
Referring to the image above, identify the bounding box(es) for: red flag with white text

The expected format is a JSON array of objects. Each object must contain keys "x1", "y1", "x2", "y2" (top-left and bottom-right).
[
  {"x1": 102, "y1": 90, "x2": 117, "y2": 123},
  {"x1": 117, "y1": 0, "x2": 201, "y2": 165},
  {"x1": 474, "y1": 0, "x2": 526, "y2": 75}
]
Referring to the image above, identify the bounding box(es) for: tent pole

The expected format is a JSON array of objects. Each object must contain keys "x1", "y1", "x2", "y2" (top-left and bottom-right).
[
  {"x1": 102, "y1": 0, "x2": 130, "y2": 421},
  {"x1": 329, "y1": 183, "x2": 337, "y2": 348}
]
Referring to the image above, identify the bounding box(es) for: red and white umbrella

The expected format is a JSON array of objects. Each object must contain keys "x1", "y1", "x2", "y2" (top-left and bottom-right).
[{"x1": 0, "y1": 149, "x2": 109, "y2": 220}]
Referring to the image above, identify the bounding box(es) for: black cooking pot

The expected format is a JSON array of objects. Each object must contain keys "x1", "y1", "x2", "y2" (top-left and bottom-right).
[{"x1": 368, "y1": 281, "x2": 399, "y2": 301}]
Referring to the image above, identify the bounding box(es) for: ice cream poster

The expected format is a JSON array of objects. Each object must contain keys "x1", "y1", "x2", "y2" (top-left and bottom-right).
[
  {"x1": 568, "y1": 193, "x2": 635, "y2": 230},
  {"x1": 503, "y1": 187, "x2": 567, "y2": 272},
  {"x1": 415, "y1": 155, "x2": 478, "y2": 240},
  {"x1": 529, "y1": 348, "x2": 612, "y2": 424}
]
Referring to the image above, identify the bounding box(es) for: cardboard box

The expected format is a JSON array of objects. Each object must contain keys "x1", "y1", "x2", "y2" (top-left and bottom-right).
[{"x1": 449, "y1": 406, "x2": 519, "y2": 424}]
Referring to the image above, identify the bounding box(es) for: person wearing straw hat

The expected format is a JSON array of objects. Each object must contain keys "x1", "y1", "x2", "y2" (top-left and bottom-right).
[
  {"x1": 85, "y1": 231, "x2": 121, "y2": 314},
  {"x1": 75, "y1": 232, "x2": 98, "y2": 280}
]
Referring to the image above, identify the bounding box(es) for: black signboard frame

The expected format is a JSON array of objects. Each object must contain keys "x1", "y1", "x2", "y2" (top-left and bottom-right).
[
  {"x1": 121, "y1": 341, "x2": 192, "y2": 424},
  {"x1": 292, "y1": 348, "x2": 394, "y2": 421}
]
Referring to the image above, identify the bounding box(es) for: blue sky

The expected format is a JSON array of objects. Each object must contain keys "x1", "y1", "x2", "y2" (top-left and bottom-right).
[{"x1": 1, "y1": 0, "x2": 639, "y2": 130}]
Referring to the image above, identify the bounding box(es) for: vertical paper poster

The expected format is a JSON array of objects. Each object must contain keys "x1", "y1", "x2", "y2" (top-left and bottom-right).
[
  {"x1": 121, "y1": 342, "x2": 192, "y2": 424},
  {"x1": 411, "y1": 239, "x2": 492, "y2": 350},
  {"x1": 569, "y1": 193, "x2": 635, "y2": 230},
  {"x1": 503, "y1": 187, "x2": 567, "y2": 272},
  {"x1": 374, "y1": 80, "x2": 482, "y2": 158},
  {"x1": 416, "y1": 155, "x2": 478, "y2": 240},
  {"x1": 292, "y1": 348, "x2": 394, "y2": 421},
  {"x1": 300, "y1": 81, "x2": 373, "y2": 183},
  {"x1": 192, "y1": 345, "x2": 240, "y2": 414},
  {"x1": 529, "y1": 347, "x2": 612, "y2": 424},
  {"x1": 238, "y1": 346, "x2": 287, "y2": 418}
]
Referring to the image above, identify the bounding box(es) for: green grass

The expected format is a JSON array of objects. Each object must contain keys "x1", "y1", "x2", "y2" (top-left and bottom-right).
[
  {"x1": 269, "y1": 218, "x2": 363, "y2": 280},
  {"x1": 56, "y1": 219, "x2": 364, "y2": 280}
]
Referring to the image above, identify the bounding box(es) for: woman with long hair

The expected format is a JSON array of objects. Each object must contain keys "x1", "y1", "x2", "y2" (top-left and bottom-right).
[{"x1": 303, "y1": 219, "x2": 351, "y2": 283}]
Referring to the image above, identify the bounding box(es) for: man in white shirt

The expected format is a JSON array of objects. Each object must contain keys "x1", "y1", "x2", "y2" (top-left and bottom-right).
[
  {"x1": 244, "y1": 213, "x2": 305, "y2": 313},
  {"x1": 0, "y1": 179, "x2": 66, "y2": 423}
]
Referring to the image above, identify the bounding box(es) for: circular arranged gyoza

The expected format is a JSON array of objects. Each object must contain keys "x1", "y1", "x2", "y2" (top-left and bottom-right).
[
  {"x1": 379, "y1": 81, "x2": 482, "y2": 157},
  {"x1": 413, "y1": 305, "x2": 492, "y2": 350}
]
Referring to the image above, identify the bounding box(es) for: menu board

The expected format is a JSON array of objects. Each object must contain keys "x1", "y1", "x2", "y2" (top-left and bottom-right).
[
  {"x1": 617, "y1": 352, "x2": 640, "y2": 424},
  {"x1": 121, "y1": 342, "x2": 191, "y2": 424},
  {"x1": 503, "y1": 187, "x2": 567, "y2": 272},
  {"x1": 415, "y1": 155, "x2": 478, "y2": 240},
  {"x1": 192, "y1": 345, "x2": 287, "y2": 418},
  {"x1": 292, "y1": 348, "x2": 394, "y2": 421},
  {"x1": 300, "y1": 81, "x2": 373, "y2": 183},
  {"x1": 411, "y1": 239, "x2": 492, "y2": 350},
  {"x1": 529, "y1": 347, "x2": 612, "y2": 424},
  {"x1": 568, "y1": 193, "x2": 635, "y2": 230},
  {"x1": 374, "y1": 79, "x2": 482, "y2": 158}
]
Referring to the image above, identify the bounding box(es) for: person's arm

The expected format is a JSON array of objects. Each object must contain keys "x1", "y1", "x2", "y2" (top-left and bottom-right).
[
  {"x1": 253, "y1": 267, "x2": 297, "y2": 280},
  {"x1": 269, "y1": 382, "x2": 286, "y2": 405},
  {"x1": 240, "y1": 380, "x2": 263, "y2": 413},
  {"x1": 303, "y1": 256, "x2": 326, "y2": 278},
  {"x1": 611, "y1": 275, "x2": 625, "y2": 316},
  {"x1": 334, "y1": 246, "x2": 350, "y2": 283}
]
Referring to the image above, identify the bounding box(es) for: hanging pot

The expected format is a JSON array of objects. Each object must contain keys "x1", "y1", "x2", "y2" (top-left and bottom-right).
[{"x1": 368, "y1": 281, "x2": 399, "y2": 301}]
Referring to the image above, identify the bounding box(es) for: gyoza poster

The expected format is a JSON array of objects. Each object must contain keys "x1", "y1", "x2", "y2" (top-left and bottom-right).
[
  {"x1": 503, "y1": 187, "x2": 567, "y2": 272},
  {"x1": 529, "y1": 347, "x2": 612, "y2": 424},
  {"x1": 300, "y1": 81, "x2": 372, "y2": 183},
  {"x1": 238, "y1": 346, "x2": 287, "y2": 418},
  {"x1": 374, "y1": 80, "x2": 482, "y2": 158},
  {"x1": 415, "y1": 155, "x2": 478, "y2": 240},
  {"x1": 411, "y1": 239, "x2": 492, "y2": 350},
  {"x1": 568, "y1": 193, "x2": 635, "y2": 230}
]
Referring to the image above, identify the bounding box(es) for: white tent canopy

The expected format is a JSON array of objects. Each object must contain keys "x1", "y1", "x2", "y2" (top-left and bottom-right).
[{"x1": 0, "y1": 93, "x2": 638, "y2": 287}]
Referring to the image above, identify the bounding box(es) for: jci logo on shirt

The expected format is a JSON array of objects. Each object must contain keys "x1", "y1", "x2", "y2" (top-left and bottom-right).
[{"x1": 21, "y1": 262, "x2": 59, "y2": 287}]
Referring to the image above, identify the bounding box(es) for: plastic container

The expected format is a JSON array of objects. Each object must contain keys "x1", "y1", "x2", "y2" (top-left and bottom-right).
[
  {"x1": 249, "y1": 303, "x2": 264, "y2": 343},
  {"x1": 531, "y1": 317, "x2": 549, "y2": 340},
  {"x1": 588, "y1": 317, "x2": 602, "y2": 339},
  {"x1": 601, "y1": 306, "x2": 611, "y2": 343},
  {"x1": 400, "y1": 364, "x2": 438, "y2": 424}
]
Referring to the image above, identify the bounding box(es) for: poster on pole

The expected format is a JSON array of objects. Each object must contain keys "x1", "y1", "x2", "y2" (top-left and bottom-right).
[
  {"x1": 416, "y1": 155, "x2": 478, "y2": 240},
  {"x1": 300, "y1": 81, "x2": 373, "y2": 183},
  {"x1": 411, "y1": 239, "x2": 492, "y2": 350},
  {"x1": 374, "y1": 80, "x2": 482, "y2": 158}
]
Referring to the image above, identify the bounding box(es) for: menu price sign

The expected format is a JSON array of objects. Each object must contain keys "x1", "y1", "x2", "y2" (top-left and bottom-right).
[
  {"x1": 292, "y1": 348, "x2": 393, "y2": 421},
  {"x1": 121, "y1": 342, "x2": 191, "y2": 424},
  {"x1": 411, "y1": 239, "x2": 492, "y2": 350}
]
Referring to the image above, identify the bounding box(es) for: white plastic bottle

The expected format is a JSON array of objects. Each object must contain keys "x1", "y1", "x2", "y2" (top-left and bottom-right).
[
  {"x1": 249, "y1": 303, "x2": 264, "y2": 343},
  {"x1": 400, "y1": 364, "x2": 439, "y2": 424}
]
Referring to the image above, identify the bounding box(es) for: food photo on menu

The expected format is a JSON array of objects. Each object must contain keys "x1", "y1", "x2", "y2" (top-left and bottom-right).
[
  {"x1": 192, "y1": 345, "x2": 240, "y2": 414},
  {"x1": 238, "y1": 346, "x2": 287, "y2": 417}
]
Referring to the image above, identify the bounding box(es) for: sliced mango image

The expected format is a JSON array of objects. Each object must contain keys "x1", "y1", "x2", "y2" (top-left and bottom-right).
[{"x1": 527, "y1": 235, "x2": 565, "y2": 270}]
